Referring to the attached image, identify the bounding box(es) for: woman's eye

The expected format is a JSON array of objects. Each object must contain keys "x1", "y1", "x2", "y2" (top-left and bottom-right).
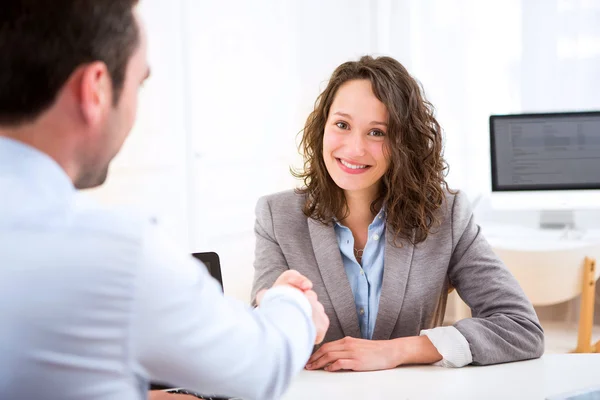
[
  {"x1": 369, "y1": 130, "x2": 385, "y2": 137},
  {"x1": 336, "y1": 121, "x2": 349, "y2": 130}
]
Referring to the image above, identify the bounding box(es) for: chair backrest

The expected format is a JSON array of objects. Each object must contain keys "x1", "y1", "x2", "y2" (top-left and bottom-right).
[
  {"x1": 493, "y1": 245, "x2": 600, "y2": 306},
  {"x1": 192, "y1": 252, "x2": 223, "y2": 291}
]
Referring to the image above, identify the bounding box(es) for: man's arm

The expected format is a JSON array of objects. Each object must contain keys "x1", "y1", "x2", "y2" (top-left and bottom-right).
[{"x1": 131, "y1": 226, "x2": 317, "y2": 400}]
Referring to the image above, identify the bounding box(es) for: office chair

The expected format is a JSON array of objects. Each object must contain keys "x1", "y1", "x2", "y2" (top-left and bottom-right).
[
  {"x1": 493, "y1": 246, "x2": 599, "y2": 353},
  {"x1": 193, "y1": 251, "x2": 223, "y2": 291}
]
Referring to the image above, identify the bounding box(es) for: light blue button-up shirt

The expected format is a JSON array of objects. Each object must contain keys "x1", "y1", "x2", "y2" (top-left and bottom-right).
[
  {"x1": 0, "y1": 137, "x2": 315, "y2": 400},
  {"x1": 333, "y1": 210, "x2": 474, "y2": 369},
  {"x1": 334, "y1": 208, "x2": 386, "y2": 339}
]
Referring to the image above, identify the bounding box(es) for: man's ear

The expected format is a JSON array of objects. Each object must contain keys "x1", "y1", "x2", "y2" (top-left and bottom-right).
[{"x1": 78, "y1": 61, "x2": 112, "y2": 127}]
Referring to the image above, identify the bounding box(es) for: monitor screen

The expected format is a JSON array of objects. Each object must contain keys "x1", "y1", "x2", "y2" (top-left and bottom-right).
[{"x1": 490, "y1": 111, "x2": 600, "y2": 192}]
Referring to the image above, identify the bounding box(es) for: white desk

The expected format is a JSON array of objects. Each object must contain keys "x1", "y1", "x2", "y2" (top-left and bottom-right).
[
  {"x1": 482, "y1": 224, "x2": 600, "y2": 251},
  {"x1": 282, "y1": 355, "x2": 600, "y2": 400}
]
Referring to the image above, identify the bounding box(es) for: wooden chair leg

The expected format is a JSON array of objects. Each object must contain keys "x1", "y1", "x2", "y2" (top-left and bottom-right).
[{"x1": 574, "y1": 257, "x2": 596, "y2": 353}]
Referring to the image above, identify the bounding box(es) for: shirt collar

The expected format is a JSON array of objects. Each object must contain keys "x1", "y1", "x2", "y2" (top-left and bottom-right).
[
  {"x1": 370, "y1": 206, "x2": 386, "y2": 230},
  {"x1": 0, "y1": 136, "x2": 76, "y2": 200}
]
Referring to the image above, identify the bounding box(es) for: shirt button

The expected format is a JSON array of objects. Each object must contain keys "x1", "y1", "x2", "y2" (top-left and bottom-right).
[
  {"x1": 359, "y1": 308, "x2": 365, "y2": 315},
  {"x1": 372, "y1": 234, "x2": 380, "y2": 241},
  {"x1": 360, "y1": 268, "x2": 364, "y2": 275}
]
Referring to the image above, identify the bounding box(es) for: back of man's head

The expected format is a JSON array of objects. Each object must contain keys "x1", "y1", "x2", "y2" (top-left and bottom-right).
[
  {"x1": 0, "y1": 0, "x2": 140, "y2": 126},
  {"x1": 0, "y1": 0, "x2": 149, "y2": 190}
]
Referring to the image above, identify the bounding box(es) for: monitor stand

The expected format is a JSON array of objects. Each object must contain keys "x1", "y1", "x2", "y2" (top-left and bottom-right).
[{"x1": 539, "y1": 210, "x2": 575, "y2": 230}]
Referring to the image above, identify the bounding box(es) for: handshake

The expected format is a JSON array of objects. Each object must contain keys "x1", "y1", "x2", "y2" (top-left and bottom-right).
[{"x1": 255, "y1": 271, "x2": 330, "y2": 344}]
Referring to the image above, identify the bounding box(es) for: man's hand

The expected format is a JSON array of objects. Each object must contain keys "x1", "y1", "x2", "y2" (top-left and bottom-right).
[
  {"x1": 303, "y1": 289, "x2": 329, "y2": 344},
  {"x1": 255, "y1": 270, "x2": 313, "y2": 305},
  {"x1": 255, "y1": 270, "x2": 329, "y2": 344}
]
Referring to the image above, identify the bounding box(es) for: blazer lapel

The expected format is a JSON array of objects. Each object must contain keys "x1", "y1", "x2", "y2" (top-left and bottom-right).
[
  {"x1": 372, "y1": 229, "x2": 415, "y2": 340},
  {"x1": 307, "y1": 217, "x2": 361, "y2": 338}
]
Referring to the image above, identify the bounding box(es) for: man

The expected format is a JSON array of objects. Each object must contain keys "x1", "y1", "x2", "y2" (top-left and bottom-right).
[{"x1": 0, "y1": 1, "x2": 329, "y2": 400}]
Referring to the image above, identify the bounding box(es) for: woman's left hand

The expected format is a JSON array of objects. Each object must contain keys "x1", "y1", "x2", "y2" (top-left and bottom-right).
[{"x1": 305, "y1": 336, "x2": 401, "y2": 372}]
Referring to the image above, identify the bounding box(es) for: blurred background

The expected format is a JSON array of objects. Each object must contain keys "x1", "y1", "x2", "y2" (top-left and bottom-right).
[{"x1": 86, "y1": 0, "x2": 600, "y2": 350}]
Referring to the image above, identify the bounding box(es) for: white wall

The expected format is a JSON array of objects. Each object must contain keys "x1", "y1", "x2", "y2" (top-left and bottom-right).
[
  {"x1": 183, "y1": 0, "x2": 383, "y2": 300},
  {"x1": 88, "y1": 0, "x2": 600, "y2": 303},
  {"x1": 383, "y1": 0, "x2": 600, "y2": 199},
  {"x1": 86, "y1": 0, "x2": 191, "y2": 247}
]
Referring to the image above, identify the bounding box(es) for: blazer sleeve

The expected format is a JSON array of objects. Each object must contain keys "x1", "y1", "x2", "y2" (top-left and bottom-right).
[
  {"x1": 250, "y1": 196, "x2": 291, "y2": 304},
  {"x1": 449, "y1": 191, "x2": 545, "y2": 365}
]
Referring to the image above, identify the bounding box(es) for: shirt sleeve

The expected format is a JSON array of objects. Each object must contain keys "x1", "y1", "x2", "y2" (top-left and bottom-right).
[
  {"x1": 130, "y1": 224, "x2": 315, "y2": 400},
  {"x1": 420, "y1": 326, "x2": 473, "y2": 368}
]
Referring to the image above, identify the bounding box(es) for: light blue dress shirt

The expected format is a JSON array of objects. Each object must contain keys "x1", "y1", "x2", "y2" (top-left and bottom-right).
[
  {"x1": 334, "y1": 209, "x2": 474, "y2": 368},
  {"x1": 334, "y1": 208, "x2": 386, "y2": 340},
  {"x1": 0, "y1": 137, "x2": 315, "y2": 400}
]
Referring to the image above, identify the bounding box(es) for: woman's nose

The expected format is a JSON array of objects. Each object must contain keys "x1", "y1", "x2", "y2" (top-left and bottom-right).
[{"x1": 347, "y1": 131, "x2": 367, "y2": 157}]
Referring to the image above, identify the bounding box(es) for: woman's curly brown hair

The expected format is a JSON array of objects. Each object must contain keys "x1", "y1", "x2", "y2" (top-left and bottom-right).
[{"x1": 293, "y1": 55, "x2": 452, "y2": 245}]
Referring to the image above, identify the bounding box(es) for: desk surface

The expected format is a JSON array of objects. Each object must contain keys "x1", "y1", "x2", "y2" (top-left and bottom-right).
[{"x1": 282, "y1": 354, "x2": 600, "y2": 400}]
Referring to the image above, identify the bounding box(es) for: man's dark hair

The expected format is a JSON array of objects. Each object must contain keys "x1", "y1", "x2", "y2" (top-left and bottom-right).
[{"x1": 0, "y1": 0, "x2": 140, "y2": 126}]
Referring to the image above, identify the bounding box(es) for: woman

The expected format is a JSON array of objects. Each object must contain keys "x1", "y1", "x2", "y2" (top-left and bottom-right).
[{"x1": 251, "y1": 56, "x2": 544, "y2": 371}]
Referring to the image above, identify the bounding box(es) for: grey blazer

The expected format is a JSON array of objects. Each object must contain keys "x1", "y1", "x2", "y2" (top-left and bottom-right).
[{"x1": 251, "y1": 189, "x2": 544, "y2": 365}]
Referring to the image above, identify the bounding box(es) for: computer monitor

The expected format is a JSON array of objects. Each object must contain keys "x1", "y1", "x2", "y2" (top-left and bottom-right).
[{"x1": 489, "y1": 111, "x2": 600, "y2": 228}]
